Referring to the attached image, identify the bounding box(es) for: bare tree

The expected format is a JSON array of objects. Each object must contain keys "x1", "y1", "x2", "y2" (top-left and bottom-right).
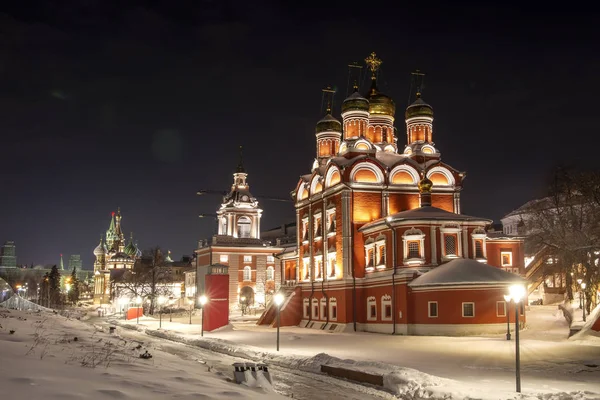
[{"x1": 524, "y1": 167, "x2": 600, "y2": 310}]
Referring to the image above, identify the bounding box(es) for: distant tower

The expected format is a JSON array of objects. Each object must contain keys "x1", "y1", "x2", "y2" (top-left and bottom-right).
[
  {"x1": 216, "y1": 147, "x2": 263, "y2": 239},
  {"x1": 315, "y1": 86, "x2": 342, "y2": 166},
  {"x1": 68, "y1": 255, "x2": 82, "y2": 271},
  {"x1": 341, "y1": 82, "x2": 369, "y2": 141},
  {"x1": 0, "y1": 241, "x2": 17, "y2": 268},
  {"x1": 59, "y1": 254, "x2": 64, "y2": 270},
  {"x1": 364, "y1": 52, "x2": 396, "y2": 147}
]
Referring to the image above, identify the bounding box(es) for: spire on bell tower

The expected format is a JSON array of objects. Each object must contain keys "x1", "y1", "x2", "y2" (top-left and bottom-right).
[
  {"x1": 236, "y1": 145, "x2": 245, "y2": 173},
  {"x1": 233, "y1": 146, "x2": 248, "y2": 188}
]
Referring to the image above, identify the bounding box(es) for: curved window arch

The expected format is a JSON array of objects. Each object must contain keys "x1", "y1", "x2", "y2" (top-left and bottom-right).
[
  {"x1": 310, "y1": 175, "x2": 323, "y2": 195},
  {"x1": 220, "y1": 217, "x2": 228, "y2": 235},
  {"x1": 266, "y1": 266, "x2": 274, "y2": 281},
  {"x1": 237, "y1": 216, "x2": 252, "y2": 238},
  {"x1": 421, "y1": 145, "x2": 435, "y2": 154},
  {"x1": 243, "y1": 266, "x2": 251, "y2": 281},
  {"x1": 426, "y1": 167, "x2": 455, "y2": 186},
  {"x1": 390, "y1": 165, "x2": 419, "y2": 185},
  {"x1": 298, "y1": 183, "x2": 309, "y2": 200},
  {"x1": 350, "y1": 163, "x2": 384, "y2": 184},
  {"x1": 325, "y1": 167, "x2": 341, "y2": 188}
]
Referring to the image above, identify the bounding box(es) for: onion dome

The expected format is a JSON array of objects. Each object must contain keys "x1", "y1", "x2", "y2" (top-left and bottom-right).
[
  {"x1": 124, "y1": 240, "x2": 138, "y2": 257},
  {"x1": 418, "y1": 176, "x2": 433, "y2": 193},
  {"x1": 405, "y1": 92, "x2": 433, "y2": 120},
  {"x1": 93, "y1": 238, "x2": 107, "y2": 256},
  {"x1": 342, "y1": 85, "x2": 369, "y2": 113},
  {"x1": 367, "y1": 80, "x2": 395, "y2": 117},
  {"x1": 316, "y1": 113, "x2": 342, "y2": 133}
]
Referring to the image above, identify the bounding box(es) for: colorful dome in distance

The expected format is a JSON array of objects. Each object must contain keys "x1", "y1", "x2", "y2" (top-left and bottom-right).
[
  {"x1": 316, "y1": 113, "x2": 342, "y2": 133},
  {"x1": 405, "y1": 92, "x2": 433, "y2": 120}
]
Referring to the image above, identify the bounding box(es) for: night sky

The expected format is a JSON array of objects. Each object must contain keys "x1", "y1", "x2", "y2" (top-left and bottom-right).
[{"x1": 1, "y1": 1, "x2": 598, "y2": 269}]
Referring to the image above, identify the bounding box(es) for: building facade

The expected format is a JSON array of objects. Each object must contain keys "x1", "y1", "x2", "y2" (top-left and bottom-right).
[
  {"x1": 0, "y1": 241, "x2": 16, "y2": 269},
  {"x1": 194, "y1": 157, "x2": 282, "y2": 310},
  {"x1": 277, "y1": 53, "x2": 526, "y2": 335},
  {"x1": 93, "y1": 208, "x2": 141, "y2": 304}
]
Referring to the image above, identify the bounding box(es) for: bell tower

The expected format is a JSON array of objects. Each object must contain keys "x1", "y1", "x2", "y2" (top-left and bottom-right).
[
  {"x1": 405, "y1": 71, "x2": 434, "y2": 145},
  {"x1": 315, "y1": 86, "x2": 342, "y2": 166}
]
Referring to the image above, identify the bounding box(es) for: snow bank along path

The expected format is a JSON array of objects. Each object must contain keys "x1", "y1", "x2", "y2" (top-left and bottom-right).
[
  {"x1": 0, "y1": 308, "x2": 282, "y2": 399},
  {"x1": 109, "y1": 317, "x2": 600, "y2": 400}
]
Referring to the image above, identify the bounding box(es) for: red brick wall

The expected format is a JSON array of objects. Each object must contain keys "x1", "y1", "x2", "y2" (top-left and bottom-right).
[
  {"x1": 431, "y1": 194, "x2": 454, "y2": 212},
  {"x1": 486, "y1": 241, "x2": 524, "y2": 273},
  {"x1": 389, "y1": 193, "x2": 419, "y2": 214},
  {"x1": 408, "y1": 287, "x2": 525, "y2": 325}
]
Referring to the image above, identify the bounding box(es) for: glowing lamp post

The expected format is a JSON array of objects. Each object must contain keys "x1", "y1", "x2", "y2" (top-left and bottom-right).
[
  {"x1": 503, "y1": 294, "x2": 511, "y2": 340},
  {"x1": 577, "y1": 278, "x2": 583, "y2": 309},
  {"x1": 274, "y1": 292, "x2": 285, "y2": 351},
  {"x1": 135, "y1": 296, "x2": 142, "y2": 325},
  {"x1": 508, "y1": 284, "x2": 525, "y2": 393},
  {"x1": 581, "y1": 282, "x2": 587, "y2": 322},
  {"x1": 199, "y1": 295, "x2": 208, "y2": 337},
  {"x1": 188, "y1": 298, "x2": 194, "y2": 325},
  {"x1": 158, "y1": 296, "x2": 166, "y2": 328}
]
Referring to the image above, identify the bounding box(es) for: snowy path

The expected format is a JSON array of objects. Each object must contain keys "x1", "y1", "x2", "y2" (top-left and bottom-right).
[{"x1": 109, "y1": 321, "x2": 392, "y2": 400}]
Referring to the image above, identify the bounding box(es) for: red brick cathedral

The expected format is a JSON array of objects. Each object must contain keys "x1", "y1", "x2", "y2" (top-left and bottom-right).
[{"x1": 277, "y1": 53, "x2": 526, "y2": 335}]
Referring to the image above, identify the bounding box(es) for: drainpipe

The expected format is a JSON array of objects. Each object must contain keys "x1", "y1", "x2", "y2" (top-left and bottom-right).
[
  {"x1": 384, "y1": 218, "x2": 397, "y2": 335},
  {"x1": 352, "y1": 239, "x2": 356, "y2": 332}
]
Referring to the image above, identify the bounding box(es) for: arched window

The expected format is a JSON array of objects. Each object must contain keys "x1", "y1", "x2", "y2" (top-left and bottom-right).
[
  {"x1": 266, "y1": 266, "x2": 274, "y2": 281},
  {"x1": 237, "y1": 216, "x2": 252, "y2": 238},
  {"x1": 381, "y1": 294, "x2": 392, "y2": 321},
  {"x1": 329, "y1": 297, "x2": 338, "y2": 321},
  {"x1": 243, "y1": 266, "x2": 251, "y2": 281},
  {"x1": 367, "y1": 296, "x2": 377, "y2": 321},
  {"x1": 221, "y1": 217, "x2": 228, "y2": 235}
]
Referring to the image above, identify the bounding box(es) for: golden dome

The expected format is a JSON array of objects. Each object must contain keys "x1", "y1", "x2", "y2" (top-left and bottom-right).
[
  {"x1": 367, "y1": 81, "x2": 395, "y2": 117},
  {"x1": 418, "y1": 176, "x2": 433, "y2": 193}
]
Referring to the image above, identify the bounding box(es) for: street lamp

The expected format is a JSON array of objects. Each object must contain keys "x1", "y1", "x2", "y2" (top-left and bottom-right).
[
  {"x1": 577, "y1": 278, "x2": 583, "y2": 309},
  {"x1": 508, "y1": 284, "x2": 525, "y2": 393},
  {"x1": 135, "y1": 296, "x2": 142, "y2": 325},
  {"x1": 274, "y1": 292, "x2": 285, "y2": 351},
  {"x1": 188, "y1": 298, "x2": 194, "y2": 325},
  {"x1": 581, "y1": 282, "x2": 587, "y2": 322},
  {"x1": 199, "y1": 295, "x2": 208, "y2": 337},
  {"x1": 503, "y1": 294, "x2": 511, "y2": 340},
  {"x1": 158, "y1": 296, "x2": 166, "y2": 328}
]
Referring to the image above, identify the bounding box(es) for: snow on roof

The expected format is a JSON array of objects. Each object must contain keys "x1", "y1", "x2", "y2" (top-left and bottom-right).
[
  {"x1": 361, "y1": 206, "x2": 491, "y2": 231},
  {"x1": 408, "y1": 258, "x2": 526, "y2": 287}
]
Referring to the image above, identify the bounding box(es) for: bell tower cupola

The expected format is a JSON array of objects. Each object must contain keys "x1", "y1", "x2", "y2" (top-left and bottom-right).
[
  {"x1": 315, "y1": 86, "x2": 342, "y2": 166},
  {"x1": 405, "y1": 74, "x2": 434, "y2": 145},
  {"x1": 364, "y1": 52, "x2": 396, "y2": 148}
]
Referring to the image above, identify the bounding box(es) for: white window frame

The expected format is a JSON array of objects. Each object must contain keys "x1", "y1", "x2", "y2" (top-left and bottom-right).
[
  {"x1": 381, "y1": 294, "x2": 392, "y2": 321},
  {"x1": 326, "y1": 207, "x2": 336, "y2": 237},
  {"x1": 375, "y1": 234, "x2": 386, "y2": 269},
  {"x1": 496, "y1": 301, "x2": 507, "y2": 317},
  {"x1": 314, "y1": 255, "x2": 323, "y2": 280},
  {"x1": 266, "y1": 266, "x2": 274, "y2": 281},
  {"x1": 303, "y1": 298, "x2": 309, "y2": 318},
  {"x1": 267, "y1": 255, "x2": 275, "y2": 264},
  {"x1": 243, "y1": 266, "x2": 252, "y2": 281},
  {"x1": 237, "y1": 216, "x2": 252, "y2": 238},
  {"x1": 501, "y1": 251, "x2": 513, "y2": 267},
  {"x1": 312, "y1": 298, "x2": 319, "y2": 319},
  {"x1": 471, "y1": 227, "x2": 487, "y2": 260},
  {"x1": 428, "y1": 301, "x2": 438, "y2": 318},
  {"x1": 329, "y1": 297, "x2": 337, "y2": 321},
  {"x1": 327, "y1": 250, "x2": 337, "y2": 278},
  {"x1": 313, "y1": 212, "x2": 323, "y2": 240},
  {"x1": 219, "y1": 254, "x2": 229, "y2": 263},
  {"x1": 462, "y1": 302, "x2": 475, "y2": 318},
  {"x1": 243, "y1": 255, "x2": 252, "y2": 263},
  {"x1": 320, "y1": 298, "x2": 327, "y2": 320},
  {"x1": 440, "y1": 224, "x2": 462, "y2": 261},
  {"x1": 364, "y1": 238, "x2": 376, "y2": 271},
  {"x1": 301, "y1": 217, "x2": 309, "y2": 244},
  {"x1": 402, "y1": 228, "x2": 425, "y2": 266},
  {"x1": 302, "y1": 257, "x2": 310, "y2": 280},
  {"x1": 367, "y1": 296, "x2": 377, "y2": 321}
]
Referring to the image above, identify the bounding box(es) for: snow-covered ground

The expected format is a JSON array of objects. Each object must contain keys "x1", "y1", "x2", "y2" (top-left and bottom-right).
[
  {"x1": 2, "y1": 302, "x2": 599, "y2": 399},
  {"x1": 0, "y1": 307, "x2": 283, "y2": 399}
]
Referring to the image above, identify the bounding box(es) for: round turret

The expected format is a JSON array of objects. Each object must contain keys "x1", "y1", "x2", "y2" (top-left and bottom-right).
[
  {"x1": 405, "y1": 94, "x2": 433, "y2": 120},
  {"x1": 124, "y1": 240, "x2": 138, "y2": 257},
  {"x1": 93, "y1": 239, "x2": 107, "y2": 257},
  {"x1": 342, "y1": 90, "x2": 369, "y2": 114},
  {"x1": 315, "y1": 113, "x2": 342, "y2": 134}
]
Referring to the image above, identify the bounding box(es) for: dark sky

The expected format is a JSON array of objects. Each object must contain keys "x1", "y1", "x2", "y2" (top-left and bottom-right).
[{"x1": 1, "y1": 1, "x2": 598, "y2": 269}]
